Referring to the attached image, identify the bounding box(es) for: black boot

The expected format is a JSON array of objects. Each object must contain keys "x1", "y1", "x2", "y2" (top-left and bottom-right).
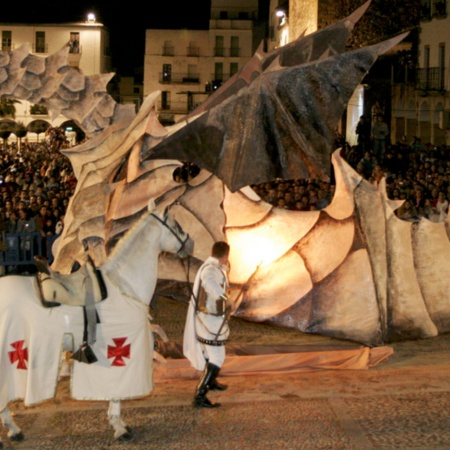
[
  {"x1": 209, "y1": 366, "x2": 228, "y2": 391},
  {"x1": 193, "y1": 363, "x2": 221, "y2": 408}
]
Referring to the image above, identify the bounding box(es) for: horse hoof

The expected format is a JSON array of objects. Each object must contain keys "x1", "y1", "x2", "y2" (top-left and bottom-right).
[
  {"x1": 10, "y1": 431, "x2": 25, "y2": 442},
  {"x1": 117, "y1": 431, "x2": 132, "y2": 442}
]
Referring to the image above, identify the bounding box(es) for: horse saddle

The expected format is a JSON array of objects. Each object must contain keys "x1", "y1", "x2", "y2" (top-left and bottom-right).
[{"x1": 34, "y1": 255, "x2": 107, "y2": 308}]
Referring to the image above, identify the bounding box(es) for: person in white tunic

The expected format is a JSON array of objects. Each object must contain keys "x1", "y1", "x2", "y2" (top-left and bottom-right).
[{"x1": 183, "y1": 241, "x2": 232, "y2": 408}]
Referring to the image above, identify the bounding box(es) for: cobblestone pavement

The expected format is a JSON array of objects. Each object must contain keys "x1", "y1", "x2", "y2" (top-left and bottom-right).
[{"x1": 2, "y1": 298, "x2": 450, "y2": 449}]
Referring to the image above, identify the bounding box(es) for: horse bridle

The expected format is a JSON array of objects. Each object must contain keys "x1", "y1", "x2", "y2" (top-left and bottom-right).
[{"x1": 150, "y1": 211, "x2": 191, "y2": 257}]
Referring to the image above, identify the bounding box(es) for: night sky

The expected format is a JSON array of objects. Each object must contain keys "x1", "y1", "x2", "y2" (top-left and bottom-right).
[{"x1": 1, "y1": 1, "x2": 212, "y2": 74}]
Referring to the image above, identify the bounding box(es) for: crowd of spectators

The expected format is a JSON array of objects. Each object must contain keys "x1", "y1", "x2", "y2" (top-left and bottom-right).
[
  {"x1": 2, "y1": 120, "x2": 450, "y2": 273},
  {"x1": 252, "y1": 132, "x2": 450, "y2": 223},
  {"x1": 0, "y1": 127, "x2": 77, "y2": 271}
]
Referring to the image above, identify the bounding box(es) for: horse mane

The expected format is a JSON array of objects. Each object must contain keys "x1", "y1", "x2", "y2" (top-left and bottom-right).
[{"x1": 102, "y1": 207, "x2": 158, "y2": 272}]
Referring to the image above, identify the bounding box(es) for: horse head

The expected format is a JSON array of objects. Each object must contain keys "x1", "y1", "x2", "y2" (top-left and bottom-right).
[
  {"x1": 151, "y1": 201, "x2": 194, "y2": 259},
  {"x1": 100, "y1": 199, "x2": 194, "y2": 304}
]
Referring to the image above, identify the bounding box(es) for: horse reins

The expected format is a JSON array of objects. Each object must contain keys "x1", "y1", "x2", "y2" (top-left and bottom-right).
[
  {"x1": 150, "y1": 212, "x2": 191, "y2": 256},
  {"x1": 150, "y1": 211, "x2": 193, "y2": 288}
]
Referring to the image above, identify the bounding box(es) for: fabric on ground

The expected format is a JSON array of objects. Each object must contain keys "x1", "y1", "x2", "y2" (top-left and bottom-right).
[{"x1": 153, "y1": 345, "x2": 393, "y2": 381}]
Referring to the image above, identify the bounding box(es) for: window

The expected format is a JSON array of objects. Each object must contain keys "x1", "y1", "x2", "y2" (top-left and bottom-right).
[
  {"x1": 162, "y1": 64, "x2": 172, "y2": 82},
  {"x1": 68, "y1": 32, "x2": 80, "y2": 54},
  {"x1": 219, "y1": 11, "x2": 228, "y2": 19},
  {"x1": 230, "y1": 63, "x2": 239, "y2": 77},
  {"x1": 215, "y1": 36, "x2": 224, "y2": 57},
  {"x1": 214, "y1": 62, "x2": 223, "y2": 81},
  {"x1": 230, "y1": 36, "x2": 239, "y2": 57},
  {"x1": 421, "y1": 0, "x2": 431, "y2": 19},
  {"x1": 35, "y1": 31, "x2": 46, "y2": 53},
  {"x1": 163, "y1": 40, "x2": 174, "y2": 56},
  {"x1": 424, "y1": 45, "x2": 430, "y2": 69},
  {"x1": 188, "y1": 64, "x2": 197, "y2": 78},
  {"x1": 188, "y1": 41, "x2": 199, "y2": 57},
  {"x1": 433, "y1": 0, "x2": 446, "y2": 16},
  {"x1": 438, "y1": 43, "x2": 445, "y2": 90},
  {"x1": 161, "y1": 91, "x2": 171, "y2": 110},
  {"x1": 2, "y1": 31, "x2": 12, "y2": 52}
]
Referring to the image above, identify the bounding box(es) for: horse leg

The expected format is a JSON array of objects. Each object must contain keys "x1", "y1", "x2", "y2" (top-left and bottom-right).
[
  {"x1": 107, "y1": 399, "x2": 132, "y2": 441},
  {"x1": 0, "y1": 407, "x2": 24, "y2": 443}
]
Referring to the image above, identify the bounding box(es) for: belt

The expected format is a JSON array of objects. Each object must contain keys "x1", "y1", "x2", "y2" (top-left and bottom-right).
[{"x1": 196, "y1": 335, "x2": 227, "y2": 346}]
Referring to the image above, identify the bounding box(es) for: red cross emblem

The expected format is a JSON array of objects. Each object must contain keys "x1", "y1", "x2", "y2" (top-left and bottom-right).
[
  {"x1": 9, "y1": 340, "x2": 28, "y2": 370},
  {"x1": 107, "y1": 337, "x2": 131, "y2": 367}
]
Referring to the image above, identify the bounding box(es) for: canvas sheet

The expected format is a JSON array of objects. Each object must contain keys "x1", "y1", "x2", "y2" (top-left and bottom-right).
[{"x1": 153, "y1": 345, "x2": 393, "y2": 381}]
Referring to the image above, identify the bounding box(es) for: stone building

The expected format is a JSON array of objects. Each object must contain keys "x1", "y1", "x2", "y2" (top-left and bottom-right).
[
  {"x1": 392, "y1": 0, "x2": 449, "y2": 146},
  {"x1": 144, "y1": 0, "x2": 259, "y2": 124},
  {"x1": 0, "y1": 16, "x2": 110, "y2": 139}
]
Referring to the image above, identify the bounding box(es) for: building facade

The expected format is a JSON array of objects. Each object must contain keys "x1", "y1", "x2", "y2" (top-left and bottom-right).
[
  {"x1": 0, "y1": 19, "x2": 111, "y2": 138},
  {"x1": 144, "y1": 0, "x2": 258, "y2": 124},
  {"x1": 392, "y1": 0, "x2": 449, "y2": 146}
]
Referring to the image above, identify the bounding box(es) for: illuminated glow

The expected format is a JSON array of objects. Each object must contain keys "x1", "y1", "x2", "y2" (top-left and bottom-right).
[
  {"x1": 231, "y1": 226, "x2": 280, "y2": 268},
  {"x1": 225, "y1": 203, "x2": 320, "y2": 284},
  {"x1": 346, "y1": 85, "x2": 364, "y2": 146},
  {"x1": 87, "y1": 13, "x2": 96, "y2": 22}
]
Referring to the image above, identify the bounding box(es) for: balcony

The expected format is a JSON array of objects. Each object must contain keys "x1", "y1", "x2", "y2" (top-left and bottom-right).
[
  {"x1": 159, "y1": 72, "x2": 200, "y2": 84},
  {"x1": 157, "y1": 101, "x2": 188, "y2": 115},
  {"x1": 0, "y1": 43, "x2": 14, "y2": 52},
  {"x1": 67, "y1": 47, "x2": 82, "y2": 67},
  {"x1": 213, "y1": 47, "x2": 241, "y2": 57},
  {"x1": 432, "y1": 0, "x2": 447, "y2": 17},
  {"x1": 162, "y1": 46, "x2": 174, "y2": 56},
  {"x1": 209, "y1": 73, "x2": 233, "y2": 84},
  {"x1": 421, "y1": 0, "x2": 431, "y2": 20},
  {"x1": 421, "y1": 0, "x2": 447, "y2": 19},
  {"x1": 187, "y1": 46, "x2": 199, "y2": 57},
  {"x1": 32, "y1": 43, "x2": 48, "y2": 54},
  {"x1": 416, "y1": 67, "x2": 446, "y2": 92}
]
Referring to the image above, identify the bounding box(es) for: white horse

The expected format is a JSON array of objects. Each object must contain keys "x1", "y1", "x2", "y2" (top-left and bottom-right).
[{"x1": 0, "y1": 202, "x2": 193, "y2": 446}]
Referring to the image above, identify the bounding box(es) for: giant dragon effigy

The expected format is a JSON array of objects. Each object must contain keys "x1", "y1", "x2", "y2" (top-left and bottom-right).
[{"x1": 2, "y1": 1, "x2": 447, "y2": 348}]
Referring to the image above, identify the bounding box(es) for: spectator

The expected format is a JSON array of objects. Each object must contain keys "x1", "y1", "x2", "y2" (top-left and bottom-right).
[
  {"x1": 371, "y1": 115, "x2": 389, "y2": 161},
  {"x1": 396, "y1": 199, "x2": 419, "y2": 221},
  {"x1": 355, "y1": 115, "x2": 371, "y2": 156},
  {"x1": 16, "y1": 209, "x2": 36, "y2": 233}
]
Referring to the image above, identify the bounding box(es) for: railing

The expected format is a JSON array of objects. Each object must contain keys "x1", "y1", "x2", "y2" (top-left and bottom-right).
[
  {"x1": 432, "y1": 0, "x2": 447, "y2": 16},
  {"x1": 213, "y1": 47, "x2": 241, "y2": 57},
  {"x1": 33, "y1": 43, "x2": 49, "y2": 54},
  {"x1": 157, "y1": 101, "x2": 189, "y2": 115},
  {"x1": 187, "y1": 46, "x2": 199, "y2": 57},
  {"x1": 392, "y1": 65, "x2": 417, "y2": 84},
  {"x1": 229, "y1": 47, "x2": 240, "y2": 57},
  {"x1": 421, "y1": 0, "x2": 447, "y2": 19},
  {"x1": 162, "y1": 46, "x2": 174, "y2": 56},
  {"x1": 159, "y1": 72, "x2": 200, "y2": 84},
  {"x1": 214, "y1": 47, "x2": 225, "y2": 57},
  {"x1": 416, "y1": 67, "x2": 446, "y2": 91},
  {"x1": 0, "y1": 43, "x2": 14, "y2": 52},
  {"x1": 209, "y1": 73, "x2": 233, "y2": 84},
  {"x1": 0, "y1": 232, "x2": 43, "y2": 270}
]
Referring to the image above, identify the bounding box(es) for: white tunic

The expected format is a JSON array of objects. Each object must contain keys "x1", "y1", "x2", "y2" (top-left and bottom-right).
[{"x1": 183, "y1": 257, "x2": 229, "y2": 370}]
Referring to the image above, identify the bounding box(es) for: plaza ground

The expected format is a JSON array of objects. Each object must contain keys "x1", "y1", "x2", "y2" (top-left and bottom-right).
[{"x1": 2, "y1": 297, "x2": 450, "y2": 449}]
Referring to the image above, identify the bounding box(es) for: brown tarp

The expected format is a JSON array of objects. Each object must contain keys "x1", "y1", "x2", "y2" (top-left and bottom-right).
[{"x1": 153, "y1": 345, "x2": 393, "y2": 381}]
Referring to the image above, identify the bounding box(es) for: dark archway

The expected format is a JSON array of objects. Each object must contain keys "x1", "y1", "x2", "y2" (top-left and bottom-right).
[
  {"x1": 60, "y1": 120, "x2": 85, "y2": 144},
  {"x1": 0, "y1": 119, "x2": 17, "y2": 149},
  {"x1": 27, "y1": 119, "x2": 51, "y2": 142}
]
